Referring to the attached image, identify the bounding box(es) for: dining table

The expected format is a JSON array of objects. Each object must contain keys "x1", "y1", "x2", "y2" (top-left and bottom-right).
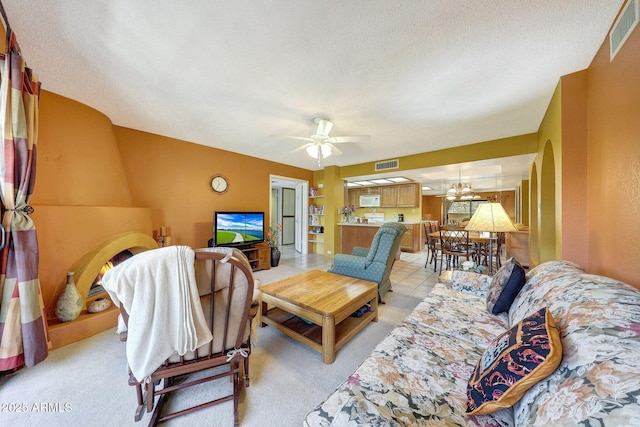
[{"x1": 428, "y1": 231, "x2": 497, "y2": 273}]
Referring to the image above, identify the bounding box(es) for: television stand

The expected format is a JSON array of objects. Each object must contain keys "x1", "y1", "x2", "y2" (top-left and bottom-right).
[{"x1": 240, "y1": 243, "x2": 271, "y2": 272}]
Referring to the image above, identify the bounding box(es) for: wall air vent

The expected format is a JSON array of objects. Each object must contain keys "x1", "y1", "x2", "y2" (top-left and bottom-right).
[
  {"x1": 610, "y1": 0, "x2": 639, "y2": 61},
  {"x1": 375, "y1": 159, "x2": 399, "y2": 171}
]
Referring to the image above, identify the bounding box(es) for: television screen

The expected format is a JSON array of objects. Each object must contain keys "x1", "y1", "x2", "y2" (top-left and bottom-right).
[{"x1": 214, "y1": 211, "x2": 265, "y2": 247}]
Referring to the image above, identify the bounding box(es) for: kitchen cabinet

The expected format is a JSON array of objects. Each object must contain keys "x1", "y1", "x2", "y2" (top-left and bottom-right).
[
  {"x1": 348, "y1": 182, "x2": 420, "y2": 208},
  {"x1": 348, "y1": 187, "x2": 380, "y2": 207},
  {"x1": 380, "y1": 186, "x2": 398, "y2": 207},
  {"x1": 397, "y1": 183, "x2": 420, "y2": 207},
  {"x1": 361, "y1": 187, "x2": 380, "y2": 195},
  {"x1": 348, "y1": 188, "x2": 361, "y2": 207},
  {"x1": 399, "y1": 223, "x2": 421, "y2": 253}
]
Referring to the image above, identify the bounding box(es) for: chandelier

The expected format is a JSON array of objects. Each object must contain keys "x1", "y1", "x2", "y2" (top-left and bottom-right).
[{"x1": 446, "y1": 171, "x2": 480, "y2": 201}]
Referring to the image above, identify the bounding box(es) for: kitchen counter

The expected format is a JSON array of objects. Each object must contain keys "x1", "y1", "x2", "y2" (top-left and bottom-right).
[{"x1": 339, "y1": 222, "x2": 423, "y2": 255}]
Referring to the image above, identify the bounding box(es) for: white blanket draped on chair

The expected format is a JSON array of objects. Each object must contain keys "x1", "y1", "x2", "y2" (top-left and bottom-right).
[{"x1": 103, "y1": 246, "x2": 213, "y2": 382}]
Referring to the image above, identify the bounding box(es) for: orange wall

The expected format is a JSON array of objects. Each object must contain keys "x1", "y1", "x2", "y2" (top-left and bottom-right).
[
  {"x1": 586, "y1": 16, "x2": 640, "y2": 287},
  {"x1": 560, "y1": 71, "x2": 589, "y2": 268},
  {"x1": 114, "y1": 127, "x2": 312, "y2": 248},
  {"x1": 32, "y1": 91, "x2": 133, "y2": 207},
  {"x1": 31, "y1": 91, "x2": 153, "y2": 317},
  {"x1": 30, "y1": 90, "x2": 311, "y2": 317}
]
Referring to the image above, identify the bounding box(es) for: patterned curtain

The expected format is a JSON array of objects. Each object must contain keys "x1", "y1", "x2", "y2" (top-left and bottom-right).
[{"x1": 0, "y1": 30, "x2": 48, "y2": 371}]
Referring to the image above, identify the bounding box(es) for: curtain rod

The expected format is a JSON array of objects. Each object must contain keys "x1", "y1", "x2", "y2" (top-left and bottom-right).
[
  {"x1": 0, "y1": 0, "x2": 10, "y2": 34},
  {"x1": 0, "y1": 0, "x2": 21, "y2": 54}
]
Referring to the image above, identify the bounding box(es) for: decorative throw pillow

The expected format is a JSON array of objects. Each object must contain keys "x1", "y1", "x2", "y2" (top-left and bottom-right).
[
  {"x1": 486, "y1": 257, "x2": 526, "y2": 314},
  {"x1": 466, "y1": 307, "x2": 562, "y2": 415},
  {"x1": 452, "y1": 270, "x2": 491, "y2": 297}
]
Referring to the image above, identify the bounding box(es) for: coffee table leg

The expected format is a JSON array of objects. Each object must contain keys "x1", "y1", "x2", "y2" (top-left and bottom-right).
[
  {"x1": 322, "y1": 315, "x2": 336, "y2": 364},
  {"x1": 260, "y1": 301, "x2": 267, "y2": 327},
  {"x1": 371, "y1": 294, "x2": 379, "y2": 322}
]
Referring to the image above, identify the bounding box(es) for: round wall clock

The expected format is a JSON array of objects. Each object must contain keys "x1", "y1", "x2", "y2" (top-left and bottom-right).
[{"x1": 210, "y1": 175, "x2": 229, "y2": 194}]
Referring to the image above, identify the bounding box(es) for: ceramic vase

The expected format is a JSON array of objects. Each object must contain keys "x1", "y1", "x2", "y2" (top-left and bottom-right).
[
  {"x1": 55, "y1": 271, "x2": 83, "y2": 322},
  {"x1": 271, "y1": 247, "x2": 281, "y2": 267}
]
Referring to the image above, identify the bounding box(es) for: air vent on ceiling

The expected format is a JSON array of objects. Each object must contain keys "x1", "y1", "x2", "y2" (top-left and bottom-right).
[
  {"x1": 610, "y1": 0, "x2": 639, "y2": 61},
  {"x1": 375, "y1": 159, "x2": 399, "y2": 171}
]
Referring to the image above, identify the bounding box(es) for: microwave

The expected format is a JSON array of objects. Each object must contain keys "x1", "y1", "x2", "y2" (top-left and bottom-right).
[{"x1": 359, "y1": 194, "x2": 381, "y2": 207}]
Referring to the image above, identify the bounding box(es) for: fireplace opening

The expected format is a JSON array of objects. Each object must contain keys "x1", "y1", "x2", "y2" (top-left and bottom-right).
[{"x1": 88, "y1": 249, "x2": 134, "y2": 298}]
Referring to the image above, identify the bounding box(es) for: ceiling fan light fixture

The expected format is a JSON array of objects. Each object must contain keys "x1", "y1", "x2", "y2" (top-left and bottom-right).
[
  {"x1": 306, "y1": 143, "x2": 332, "y2": 159},
  {"x1": 321, "y1": 143, "x2": 332, "y2": 157}
]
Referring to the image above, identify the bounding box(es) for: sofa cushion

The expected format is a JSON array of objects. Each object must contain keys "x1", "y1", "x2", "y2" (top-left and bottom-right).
[
  {"x1": 407, "y1": 283, "x2": 509, "y2": 348},
  {"x1": 508, "y1": 263, "x2": 640, "y2": 425},
  {"x1": 304, "y1": 319, "x2": 515, "y2": 426},
  {"x1": 452, "y1": 270, "x2": 492, "y2": 297},
  {"x1": 486, "y1": 257, "x2": 526, "y2": 314},
  {"x1": 467, "y1": 307, "x2": 562, "y2": 416}
]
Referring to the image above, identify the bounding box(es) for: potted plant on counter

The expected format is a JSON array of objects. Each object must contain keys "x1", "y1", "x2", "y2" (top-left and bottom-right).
[{"x1": 339, "y1": 205, "x2": 356, "y2": 223}]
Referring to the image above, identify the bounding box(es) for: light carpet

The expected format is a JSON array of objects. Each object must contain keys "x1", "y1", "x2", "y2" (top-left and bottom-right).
[{"x1": 0, "y1": 249, "x2": 438, "y2": 426}]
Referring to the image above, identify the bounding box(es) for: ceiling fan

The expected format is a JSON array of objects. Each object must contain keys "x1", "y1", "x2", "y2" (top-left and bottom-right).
[{"x1": 275, "y1": 116, "x2": 370, "y2": 166}]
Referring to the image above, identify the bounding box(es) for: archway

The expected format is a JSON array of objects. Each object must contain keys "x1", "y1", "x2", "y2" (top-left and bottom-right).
[
  {"x1": 539, "y1": 141, "x2": 557, "y2": 262},
  {"x1": 529, "y1": 163, "x2": 539, "y2": 266}
]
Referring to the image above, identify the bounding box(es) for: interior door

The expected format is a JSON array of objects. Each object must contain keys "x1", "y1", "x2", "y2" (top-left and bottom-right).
[
  {"x1": 282, "y1": 188, "x2": 295, "y2": 245},
  {"x1": 295, "y1": 182, "x2": 308, "y2": 254}
]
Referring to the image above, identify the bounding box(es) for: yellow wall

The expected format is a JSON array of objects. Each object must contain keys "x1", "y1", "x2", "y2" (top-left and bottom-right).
[
  {"x1": 340, "y1": 134, "x2": 537, "y2": 179},
  {"x1": 533, "y1": 83, "x2": 562, "y2": 264}
]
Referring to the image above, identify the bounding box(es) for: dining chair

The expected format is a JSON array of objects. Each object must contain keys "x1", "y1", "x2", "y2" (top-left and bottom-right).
[
  {"x1": 423, "y1": 222, "x2": 441, "y2": 272},
  {"x1": 476, "y1": 232, "x2": 505, "y2": 273},
  {"x1": 439, "y1": 229, "x2": 475, "y2": 275}
]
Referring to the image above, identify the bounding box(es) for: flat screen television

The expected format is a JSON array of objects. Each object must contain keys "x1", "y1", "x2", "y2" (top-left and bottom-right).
[{"x1": 213, "y1": 211, "x2": 265, "y2": 247}]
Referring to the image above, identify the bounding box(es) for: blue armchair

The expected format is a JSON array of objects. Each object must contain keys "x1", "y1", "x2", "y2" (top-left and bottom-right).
[{"x1": 328, "y1": 222, "x2": 407, "y2": 301}]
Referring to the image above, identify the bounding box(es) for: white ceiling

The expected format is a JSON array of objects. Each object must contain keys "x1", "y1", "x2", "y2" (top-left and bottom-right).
[{"x1": 3, "y1": 1, "x2": 622, "y2": 191}]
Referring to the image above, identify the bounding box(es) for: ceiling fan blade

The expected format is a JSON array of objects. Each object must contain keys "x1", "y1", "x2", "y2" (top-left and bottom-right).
[
  {"x1": 329, "y1": 135, "x2": 371, "y2": 143},
  {"x1": 272, "y1": 135, "x2": 314, "y2": 142},
  {"x1": 327, "y1": 142, "x2": 342, "y2": 155}
]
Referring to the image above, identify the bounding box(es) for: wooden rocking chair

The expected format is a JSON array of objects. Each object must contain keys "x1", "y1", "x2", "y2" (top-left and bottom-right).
[{"x1": 107, "y1": 247, "x2": 259, "y2": 426}]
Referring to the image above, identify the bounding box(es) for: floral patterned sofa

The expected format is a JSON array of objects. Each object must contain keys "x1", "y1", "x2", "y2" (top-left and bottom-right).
[{"x1": 304, "y1": 260, "x2": 640, "y2": 426}]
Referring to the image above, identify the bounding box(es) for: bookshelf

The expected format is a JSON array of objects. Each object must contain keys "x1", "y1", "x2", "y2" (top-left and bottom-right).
[{"x1": 308, "y1": 186, "x2": 325, "y2": 252}]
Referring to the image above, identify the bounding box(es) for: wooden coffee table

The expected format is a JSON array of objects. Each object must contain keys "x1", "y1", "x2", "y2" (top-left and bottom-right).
[{"x1": 259, "y1": 270, "x2": 378, "y2": 364}]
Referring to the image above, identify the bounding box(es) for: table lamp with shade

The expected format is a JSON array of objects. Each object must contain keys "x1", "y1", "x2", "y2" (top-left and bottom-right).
[{"x1": 465, "y1": 202, "x2": 518, "y2": 275}]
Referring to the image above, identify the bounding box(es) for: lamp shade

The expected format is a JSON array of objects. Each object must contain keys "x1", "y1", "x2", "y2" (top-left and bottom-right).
[{"x1": 465, "y1": 202, "x2": 518, "y2": 233}]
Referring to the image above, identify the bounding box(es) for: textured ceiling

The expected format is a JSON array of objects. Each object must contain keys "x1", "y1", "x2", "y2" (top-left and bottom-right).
[{"x1": 2, "y1": 0, "x2": 623, "y2": 189}]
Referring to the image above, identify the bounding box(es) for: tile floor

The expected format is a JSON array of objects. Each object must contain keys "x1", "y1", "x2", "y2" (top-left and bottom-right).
[{"x1": 255, "y1": 245, "x2": 441, "y2": 300}]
